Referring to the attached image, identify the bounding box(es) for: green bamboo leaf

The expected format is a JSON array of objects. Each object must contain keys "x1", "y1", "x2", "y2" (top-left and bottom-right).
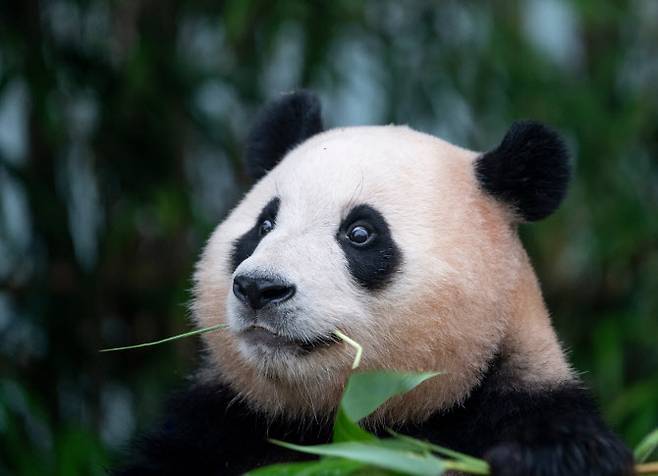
[
  {"x1": 245, "y1": 458, "x2": 365, "y2": 475},
  {"x1": 387, "y1": 430, "x2": 489, "y2": 472},
  {"x1": 340, "y1": 371, "x2": 440, "y2": 422},
  {"x1": 333, "y1": 406, "x2": 378, "y2": 443},
  {"x1": 270, "y1": 440, "x2": 445, "y2": 476},
  {"x1": 635, "y1": 428, "x2": 658, "y2": 463}
]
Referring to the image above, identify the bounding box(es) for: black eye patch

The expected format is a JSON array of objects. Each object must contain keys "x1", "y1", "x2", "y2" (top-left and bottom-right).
[
  {"x1": 336, "y1": 204, "x2": 402, "y2": 291},
  {"x1": 230, "y1": 198, "x2": 280, "y2": 272}
]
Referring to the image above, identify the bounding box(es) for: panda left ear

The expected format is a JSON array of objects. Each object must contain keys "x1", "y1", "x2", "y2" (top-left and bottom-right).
[
  {"x1": 474, "y1": 121, "x2": 571, "y2": 222},
  {"x1": 245, "y1": 90, "x2": 324, "y2": 180}
]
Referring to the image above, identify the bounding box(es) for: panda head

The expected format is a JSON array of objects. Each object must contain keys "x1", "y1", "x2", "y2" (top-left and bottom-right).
[{"x1": 193, "y1": 91, "x2": 571, "y2": 421}]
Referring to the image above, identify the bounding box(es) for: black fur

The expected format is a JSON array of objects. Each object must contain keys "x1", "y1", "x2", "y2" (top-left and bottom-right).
[
  {"x1": 475, "y1": 121, "x2": 571, "y2": 221},
  {"x1": 230, "y1": 197, "x2": 280, "y2": 272},
  {"x1": 245, "y1": 91, "x2": 324, "y2": 180},
  {"x1": 336, "y1": 204, "x2": 402, "y2": 291},
  {"x1": 112, "y1": 356, "x2": 633, "y2": 476},
  {"x1": 111, "y1": 383, "x2": 330, "y2": 476},
  {"x1": 402, "y1": 357, "x2": 634, "y2": 476}
]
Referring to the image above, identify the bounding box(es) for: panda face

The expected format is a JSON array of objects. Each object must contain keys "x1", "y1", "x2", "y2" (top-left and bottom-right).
[
  {"x1": 218, "y1": 127, "x2": 420, "y2": 373},
  {"x1": 193, "y1": 125, "x2": 519, "y2": 418},
  {"x1": 192, "y1": 92, "x2": 571, "y2": 421},
  {"x1": 228, "y1": 196, "x2": 401, "y2": 364},
  {"x1": 226, "y1": 141, "x2": 410, "y2": 366}
]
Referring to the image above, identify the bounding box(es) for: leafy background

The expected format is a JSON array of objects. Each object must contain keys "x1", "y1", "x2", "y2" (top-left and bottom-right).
[{"x1": 0, "y1": 1, "x2": 656, "y2": 474}]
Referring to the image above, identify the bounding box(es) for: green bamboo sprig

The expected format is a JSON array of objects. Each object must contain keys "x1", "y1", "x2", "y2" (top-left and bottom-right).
[
  {"x1": 100, "y1": 323, "x2": 228, "y2": 352},
  {"x1": 333, "y1": 330, "x2": 363, "y2": 369}
]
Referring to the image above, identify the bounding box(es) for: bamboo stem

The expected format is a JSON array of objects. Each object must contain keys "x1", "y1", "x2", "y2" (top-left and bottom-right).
[
  {"x1": 333, "y1": 330, "x2": 363, "y2": 369},
  {"x1": 636, "y1": 462, "x2": 658, "y2": 474},
  {"x1": 100, "y1": 323, "x2": 227, "y2": 352}
]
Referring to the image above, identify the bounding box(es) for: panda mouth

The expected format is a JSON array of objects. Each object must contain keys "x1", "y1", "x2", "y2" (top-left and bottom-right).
[{"x1": 241, "y1": 326, "x2": 339, "y2": 353}]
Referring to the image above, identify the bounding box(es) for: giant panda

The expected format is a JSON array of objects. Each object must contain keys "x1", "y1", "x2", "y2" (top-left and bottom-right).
[{"x1": 114, "y1": 91, "x2": 633, "y2": 476}]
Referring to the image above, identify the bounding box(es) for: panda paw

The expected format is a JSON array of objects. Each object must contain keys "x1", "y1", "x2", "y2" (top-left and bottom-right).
[{"x1": 483, "y1": 438, "x2": 634, "y2": 476}]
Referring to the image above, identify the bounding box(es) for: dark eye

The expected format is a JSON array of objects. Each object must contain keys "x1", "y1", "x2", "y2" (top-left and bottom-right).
[
  {"x1": 259, "y1": 219, "x2": 274, "y2": 237},
  {"x1": 347, "y1": 225, "x2": 371, "y2": 245}
]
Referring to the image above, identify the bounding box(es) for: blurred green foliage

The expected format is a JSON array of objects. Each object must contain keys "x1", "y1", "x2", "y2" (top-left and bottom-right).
[{"x1": 0, "y1": 1, "x2": 656, "y2": 474}]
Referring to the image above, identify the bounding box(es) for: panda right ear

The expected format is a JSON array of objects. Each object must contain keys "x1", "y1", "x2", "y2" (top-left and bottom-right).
[{"x1": 245, "y1": 90, "x2": 324, "y2": 181}]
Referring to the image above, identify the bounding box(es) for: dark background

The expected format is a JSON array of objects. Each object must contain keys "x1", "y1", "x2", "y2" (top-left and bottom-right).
[{"x1": 1, "y1": 1, "x2": 656, "y2": 474}]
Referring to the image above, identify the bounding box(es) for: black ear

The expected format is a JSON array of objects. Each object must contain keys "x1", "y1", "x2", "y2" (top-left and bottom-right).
[
  {"x1": 245, "y1": 90, "x2": 324, "y2": 180},
  {"x1": 475, "y1": 121, "x2": 571, "y2": 222}
]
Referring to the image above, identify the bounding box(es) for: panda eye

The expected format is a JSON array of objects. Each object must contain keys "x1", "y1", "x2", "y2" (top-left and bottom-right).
[
  {"x1": 259, "y1": 219, "x2": 274, "y2": 237},
  {"x1": 347, "y1": 224, "x2": 372, "y2": 245}
]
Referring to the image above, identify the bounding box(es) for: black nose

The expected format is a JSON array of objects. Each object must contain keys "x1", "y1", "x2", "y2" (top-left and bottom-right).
[{"x1": 232, "y1": 275, "x2": 296, "y2": 310}]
